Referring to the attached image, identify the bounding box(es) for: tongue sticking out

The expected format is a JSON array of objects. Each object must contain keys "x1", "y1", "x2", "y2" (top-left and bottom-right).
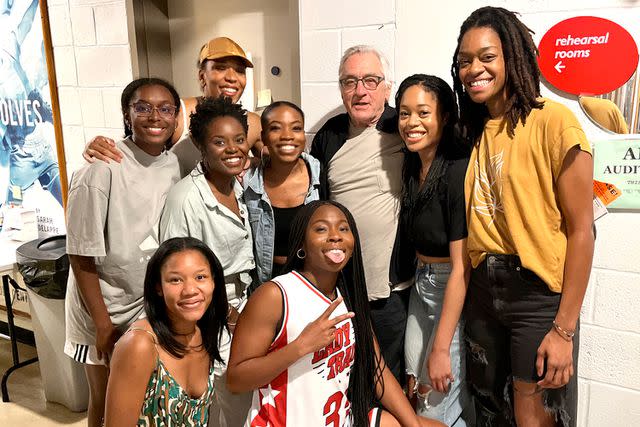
[{"x1": 325, "y1": 250, "x2": 346, "y2": 264}]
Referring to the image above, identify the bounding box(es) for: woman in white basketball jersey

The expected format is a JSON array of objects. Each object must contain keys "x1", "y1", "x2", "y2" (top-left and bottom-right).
[{"x1": 227, "y1": 200, "x2": 444, "y2": 427}]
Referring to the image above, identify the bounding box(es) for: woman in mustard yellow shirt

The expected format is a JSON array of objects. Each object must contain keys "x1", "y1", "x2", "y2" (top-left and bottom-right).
[{"x1": 452, "y1": 7, "x2": 594, "y2": 427}]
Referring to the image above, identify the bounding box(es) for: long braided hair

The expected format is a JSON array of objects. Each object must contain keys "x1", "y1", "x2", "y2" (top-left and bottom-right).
[
  {"x1": 283, "y1": 200, "x2": 383, "y2": 427},
  {"x1": 451, "y1": 6, "x2": 544, "y2": 143}
]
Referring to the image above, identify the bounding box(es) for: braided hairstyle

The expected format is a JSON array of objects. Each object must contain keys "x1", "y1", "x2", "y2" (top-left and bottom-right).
[
  {"x1": 283, "y1": 200, "x2": 383, "y2": 427},
  {"x1": 451, "y1": 6, "x2": 544, "y2": 142}
]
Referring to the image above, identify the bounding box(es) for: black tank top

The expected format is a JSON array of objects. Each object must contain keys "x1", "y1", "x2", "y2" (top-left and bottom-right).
[{"x1": 272, "y1": 204, "x2": 304, "y2": 257}]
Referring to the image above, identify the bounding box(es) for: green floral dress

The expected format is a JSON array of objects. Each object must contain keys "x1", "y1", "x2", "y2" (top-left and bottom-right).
[{"x1": 134, "y1": 333, "x2": 215, "y2": 426}]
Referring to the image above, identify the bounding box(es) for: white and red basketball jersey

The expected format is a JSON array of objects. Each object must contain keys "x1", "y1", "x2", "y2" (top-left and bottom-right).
[{"x1": 245, "y1": 270, "x2": 356, "y2": 427}]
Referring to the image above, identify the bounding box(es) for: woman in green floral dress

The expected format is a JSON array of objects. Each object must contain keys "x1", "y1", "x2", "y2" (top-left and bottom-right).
[{"x1": 104, "y1": 237, "x2": 228, "y2": 426}]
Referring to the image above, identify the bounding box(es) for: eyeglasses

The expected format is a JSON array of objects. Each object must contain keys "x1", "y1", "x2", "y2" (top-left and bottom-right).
[
  {"x1": 130, "y1": 102, "x2": 177, "y2": 118},
  {"x1": 339, "y1": 75, "x2": 385, "y2": 92}
]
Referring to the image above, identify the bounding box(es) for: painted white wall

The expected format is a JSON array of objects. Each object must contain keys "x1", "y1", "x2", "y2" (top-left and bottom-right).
[
  {"x1": 167, "y1": 0, "x2": 300, "y2": 109},
  {"x1": 47, "y1": 0, "x2": 640, "y2": 423},
  {"x1": 48, "y1": 0, "x2": 134, "y2": 180},
  {"x1": 299, "y1": 1, "x2": 640, "y2": 425},
  {"x1": 299, "y1": 0, "x2": 396, "y2": 138},
  {"x1": 50, "y1": 0, "x2": 301, "y2": 179}
]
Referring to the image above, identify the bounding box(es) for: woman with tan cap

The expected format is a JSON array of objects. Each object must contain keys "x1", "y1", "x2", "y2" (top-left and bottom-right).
[{"x1": 83, "y1": 36, "x2": 263, "y2": 177}]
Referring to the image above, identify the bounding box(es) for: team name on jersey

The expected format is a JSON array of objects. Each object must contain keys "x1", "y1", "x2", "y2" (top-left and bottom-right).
[{"x1": 311, "y1": 322, "x2": 356, "y2": 380}]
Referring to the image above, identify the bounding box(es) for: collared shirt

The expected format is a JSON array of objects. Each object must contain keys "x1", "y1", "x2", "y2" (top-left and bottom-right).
[
  {"x1": 159, "y1": 163, "x2": 255, "y2": 306},
  {"x1": 243, "y1": 152, "x2": 321, "y2": 282}
]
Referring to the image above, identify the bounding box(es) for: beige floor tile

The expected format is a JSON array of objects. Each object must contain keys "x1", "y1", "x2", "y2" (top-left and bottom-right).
[{"x1": 0, "y1": 339, "x2": 86, "y2": 426}]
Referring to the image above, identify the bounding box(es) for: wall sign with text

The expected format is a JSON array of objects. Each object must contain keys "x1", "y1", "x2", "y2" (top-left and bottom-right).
[
  {"x1": 538, "y1": 16, "x2": 638, "y2": 96},
  {"x1": 593, "y1": 139, "x2": 640, "y2": 209}
]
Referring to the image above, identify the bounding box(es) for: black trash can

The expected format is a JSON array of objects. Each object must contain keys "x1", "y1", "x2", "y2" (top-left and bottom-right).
[
  {"x1": 15, "y1": 235, "x2": 88, "y2": 411},
  {"x1": 16, "y1": 235, "x2": 69, "y2": 299}
]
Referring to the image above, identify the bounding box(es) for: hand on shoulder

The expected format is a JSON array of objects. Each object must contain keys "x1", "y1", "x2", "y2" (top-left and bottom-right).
[{"x1": 83, "y1": 135, "x2": 122, "y2": 164}]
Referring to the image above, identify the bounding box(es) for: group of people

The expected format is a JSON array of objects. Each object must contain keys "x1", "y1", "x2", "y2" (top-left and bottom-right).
[{"x1": 62, "y1": 6, "x2": 594, "y2": 427}]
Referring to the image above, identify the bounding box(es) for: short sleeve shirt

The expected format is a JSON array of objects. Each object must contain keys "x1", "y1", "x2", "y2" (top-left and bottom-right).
[
  {"x1": 65, "y1": 138, "x2": 180, "y2": 343},
  {"x1": 327, "y1": 125, "x2": 404, "y2": 300},
  {"x1": 159, "y1": 163, "x2": 255, "y2": 305},
  {"x1": 405, "y1": 157, "x2": 469, "y2": 257},
  {"x1": 465, "y1": 98, "x2": 592, "y2": 292},
  {"x1": 171, "y1": 134, "x2": 201, "y2": 178}
]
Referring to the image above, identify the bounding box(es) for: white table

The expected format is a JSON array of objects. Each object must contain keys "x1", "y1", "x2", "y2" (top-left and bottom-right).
[
  {"x1": 0, "y1": 234, "x2": 38, "y2": 402},
  {"x1": 0, "y1": 233, "x2": 20, "y2": 272}
]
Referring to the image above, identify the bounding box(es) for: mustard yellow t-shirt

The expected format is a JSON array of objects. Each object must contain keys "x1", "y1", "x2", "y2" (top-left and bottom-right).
[{"x1": 465, "y1": 98, "x2": 592, "y2": 293}]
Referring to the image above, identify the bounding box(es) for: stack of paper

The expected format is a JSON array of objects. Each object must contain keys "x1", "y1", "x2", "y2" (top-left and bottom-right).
[{"x1": 2, "y1": 206, "x2": 38, "y2": 241}]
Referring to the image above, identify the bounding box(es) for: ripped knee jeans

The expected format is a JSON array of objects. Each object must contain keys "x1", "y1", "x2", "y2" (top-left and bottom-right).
[
  {"x1": 464, "y1": 254, "x2": 579, "y2": 427},
  {"x1": 404, "y1": 262, "x2": 472, "y2": 426}
]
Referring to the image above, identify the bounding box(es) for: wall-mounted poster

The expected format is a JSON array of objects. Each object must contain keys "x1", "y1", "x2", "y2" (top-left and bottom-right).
[
  {"x1": 593, "y1": 138, "x2": 640, "y2": 209},
  {"x1": 0, "y1": 0, "x2": 67, "y2": 236}
]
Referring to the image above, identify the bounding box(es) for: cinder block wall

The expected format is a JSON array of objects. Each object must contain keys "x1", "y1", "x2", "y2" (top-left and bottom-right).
[
  {"x1": 44, "y1": 0, "x2": 640, "y2": 423},
  {"x1": 47, "y1": 0, "x2": 133, "y2": 179},
  {"x1": 298, "y1": 1, "x2": 640, "y2": 425},
  {"x1": 299, "y1": 0, "x2": 396, "y2": 139}
]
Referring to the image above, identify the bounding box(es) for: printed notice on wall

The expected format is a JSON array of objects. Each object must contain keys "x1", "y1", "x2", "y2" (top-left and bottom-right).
[{"x1": 593, "y1": 139, "x2": 640, "y2": 209}]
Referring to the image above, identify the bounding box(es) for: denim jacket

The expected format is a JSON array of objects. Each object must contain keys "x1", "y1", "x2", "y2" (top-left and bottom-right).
[{"x1": 243, "y1": 152, "x2": 321, "y2": 282}]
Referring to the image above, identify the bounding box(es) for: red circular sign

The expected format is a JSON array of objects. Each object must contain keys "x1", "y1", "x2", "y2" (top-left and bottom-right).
[{"x1": 538, "y1": 16, "x2": 638, "y2": 96}]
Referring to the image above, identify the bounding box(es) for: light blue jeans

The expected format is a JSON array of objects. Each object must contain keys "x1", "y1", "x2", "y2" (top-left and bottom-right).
[{"x1": 405, "y1": 262, "x2": 472, "y2": 426}]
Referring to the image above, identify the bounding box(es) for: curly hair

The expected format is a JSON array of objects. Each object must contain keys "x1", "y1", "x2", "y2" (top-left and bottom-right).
[
  {"x1": 189, "y1": 96, "x2": 248, "y2": 150},
  {"x1": 451, "y1": 6, "x2": 544, "y2": 142},
  {"x1": 120, "y1": 77, "x2": 180, "y2": 139}
]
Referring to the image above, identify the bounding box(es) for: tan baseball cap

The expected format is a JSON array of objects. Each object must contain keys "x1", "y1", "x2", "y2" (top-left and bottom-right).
[{"x1": 198, "y1": 37, "x2": 253, "y2": 68}]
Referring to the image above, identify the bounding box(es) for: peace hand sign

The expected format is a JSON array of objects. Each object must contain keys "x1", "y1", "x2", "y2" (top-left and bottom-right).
[{"x1": 294, "y1": 297, "x2": 354, "y2": 357}]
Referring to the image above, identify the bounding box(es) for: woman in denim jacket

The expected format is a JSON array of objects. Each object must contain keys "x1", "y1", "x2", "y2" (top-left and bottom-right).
[{"x1": 243, "y1": 101, "x2": 321, "y2": 283}]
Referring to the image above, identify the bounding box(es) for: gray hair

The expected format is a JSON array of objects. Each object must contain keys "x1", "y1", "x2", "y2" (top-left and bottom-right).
[{"x1": 338, "y1": 45, "x2": 392, "y2": 87}]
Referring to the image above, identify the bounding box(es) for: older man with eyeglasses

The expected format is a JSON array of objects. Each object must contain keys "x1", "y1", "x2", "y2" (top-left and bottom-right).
[{"x1": 311, "y1": 45, "x2": 411, "y2": 385}]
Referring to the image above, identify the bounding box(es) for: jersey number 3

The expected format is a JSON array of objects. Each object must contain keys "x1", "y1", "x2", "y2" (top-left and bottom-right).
[{"x1": 323, "y1": 391, "x2": 344, "y2": 427}]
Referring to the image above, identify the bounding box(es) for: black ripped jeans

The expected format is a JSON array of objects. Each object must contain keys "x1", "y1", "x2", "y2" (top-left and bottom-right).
[{"x1": 464, "y1": 254, "x2": 579, "y2": 427}]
